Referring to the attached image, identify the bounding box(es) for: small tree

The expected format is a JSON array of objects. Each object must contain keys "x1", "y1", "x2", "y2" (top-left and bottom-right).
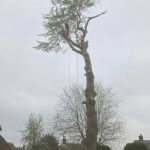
[
  {"x1": 21, "y1": 114, "x2": 43, "y2": 150},
  {"x1": 53, "y1": 83, "x2": 124, "y2": 145},
  {"x1": 124, "y1": 142, "x2": 148, "y2": 150},
  {"x1": 34, "y1": 134, "x2": 59, "y2": 150}
]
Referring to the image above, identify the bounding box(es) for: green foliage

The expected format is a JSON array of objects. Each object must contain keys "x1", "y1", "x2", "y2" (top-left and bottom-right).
[
  {"x1": 40, "y1": 134, "x2": 59, "y2": 150},
  {"x1": 33, "y1": 134, "x2": 59, "y2": 150},
  {"x1": 21, "y1": 114, "x2": 43, "y2": 150},
  {"x1": 96, "y1": 144, "x2": 111, "y2": 150},
  {"x1": 58, "y1": 145, "x2": 67, "y2": 150},
  {"x1": 35, "y1": 0, "x2": 101, "y2": 52},
  {"x1": 124, "y1": 142, "x2": 148, "y2": 150}
]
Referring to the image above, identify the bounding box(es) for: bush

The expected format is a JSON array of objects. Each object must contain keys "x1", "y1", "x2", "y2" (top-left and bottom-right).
[
  {"x1": 96, "y1": 144, "x2": 111, "y2": 150},
  {"x1": 31, "y1": 134, "x2": 59, "y2": 150},
  {"x1": 124, "y1": 142, "x2": 148, "y2": 150},
  {"x1": 58, "y1": 145, "x2": 67, "y2": 150}
]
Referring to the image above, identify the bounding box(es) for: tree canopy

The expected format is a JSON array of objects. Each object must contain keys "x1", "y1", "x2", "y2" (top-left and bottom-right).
[
  {"x1": 53, "y1": 83, "x2": 124, "y2": 145},
  {"x1": 35, "y1": 0, "x2": 105, "y2": 53},
  {"x1": 21, "y1": 114, "x2": 43, "y2": 150},
  {"x1": 33, "y1": 134, "x2": 59, "y2": 150}
]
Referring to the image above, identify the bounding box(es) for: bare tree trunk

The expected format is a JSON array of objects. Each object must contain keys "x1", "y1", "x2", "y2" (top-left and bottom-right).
[{"x1": 82, "y1": 52, "x2": 97, "y2": 150}]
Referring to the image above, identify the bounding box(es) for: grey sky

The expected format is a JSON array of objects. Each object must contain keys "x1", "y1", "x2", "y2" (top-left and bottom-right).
[{"x1": 0, "y1": 0, "x2": 150, "y2": 149}]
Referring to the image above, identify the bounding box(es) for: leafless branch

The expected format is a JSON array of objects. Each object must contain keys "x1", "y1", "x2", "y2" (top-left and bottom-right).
[
  {"x1": 52, "y1": 83, "x2": 125, "y2": 145},
  {"x1": 85, "y1": 11, "x2": 107, "y2": 32}
]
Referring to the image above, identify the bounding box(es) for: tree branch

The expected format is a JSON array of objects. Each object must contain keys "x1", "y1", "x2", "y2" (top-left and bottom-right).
[
  {"x1": 69, "y1": 38, "x2": 82, "y2": 50},
  {"x1": 60, "y1": 29, "x2": 83, "y2": 55},
  {"x1": 85, "y1": 11, "x2": 107, "y2": 31},
  {"x1": 79, "y1": 11, "x2": 107, "y2": 49},
  {"x1": 67, "y1": 41, "x2": 83, "y2": 55}
]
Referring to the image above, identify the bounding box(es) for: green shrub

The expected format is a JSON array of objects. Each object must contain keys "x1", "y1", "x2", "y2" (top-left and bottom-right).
[
  {"x1": 124, "y1": 142, "x2": 148, "y2": 150},
  {"x1": 96, "y1": 144, "x2": 111, "y2": 150},
  {"x1": 31, "y1": 134, "x2": 59, "y2": 150}
]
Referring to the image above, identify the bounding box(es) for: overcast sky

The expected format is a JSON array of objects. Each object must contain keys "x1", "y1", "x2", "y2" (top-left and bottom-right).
[{"x1": 0, "y1": 0, "x2": 150, "y2": 149}]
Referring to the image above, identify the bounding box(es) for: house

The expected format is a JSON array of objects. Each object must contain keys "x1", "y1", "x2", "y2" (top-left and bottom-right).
[
  {"x1": 0, "y1": 125, "x2": 24, "y2": 150},
  {"x1": 9, "y1": 143, "x2": 25, "y2": 150},
  {"x1": 134, "y1": 135, "x2": 150, "y2": 150},
  {"x1": 0, "y1": 134, "x2": 13, "y2": 150}
]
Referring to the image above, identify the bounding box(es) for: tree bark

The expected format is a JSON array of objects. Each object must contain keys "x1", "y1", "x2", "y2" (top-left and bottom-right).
[
  {"x1": 82, "y1": 51, "x2": 97, "y2": 150},
  {"x1": 64, "y1": 23, "x2": 98, "y2": 150}
]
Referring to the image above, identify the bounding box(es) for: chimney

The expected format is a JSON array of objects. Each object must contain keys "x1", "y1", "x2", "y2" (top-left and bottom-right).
[
  {"x1": 139, "y1": 134, "x2": 143, "y2": 141},
  {"x1": 63, "y1": 135, "x2": 66, "y2": 144}
]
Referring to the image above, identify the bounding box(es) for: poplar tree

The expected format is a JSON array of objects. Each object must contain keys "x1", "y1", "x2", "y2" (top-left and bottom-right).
[{"x1": 21, "y1": 114, "x2": 43, "y2": 150}]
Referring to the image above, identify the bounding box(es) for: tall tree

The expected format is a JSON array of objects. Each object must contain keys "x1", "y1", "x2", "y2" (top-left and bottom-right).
[
  {"x1": 53, "y1": 83, "x2": 124, "y2": 145},
  {"x1": 21, "y1": 114, "x2": 43, "y2": 150},
  {"x1": 35, "y1": 1, "x2": 106, "y2": 150}
]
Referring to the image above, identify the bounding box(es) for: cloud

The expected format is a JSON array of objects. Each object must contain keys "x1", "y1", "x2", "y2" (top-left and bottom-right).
[{"x1": 0, "y1": 0, "x2": 150, "y2": 149}]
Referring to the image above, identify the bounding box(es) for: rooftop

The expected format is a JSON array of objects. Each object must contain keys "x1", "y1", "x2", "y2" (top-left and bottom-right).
[{"x1": 0, "y1": 134, "x2": 12, "y2": 150}]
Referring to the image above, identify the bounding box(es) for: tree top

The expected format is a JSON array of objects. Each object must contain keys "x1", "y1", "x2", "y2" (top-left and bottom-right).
[{"x1": 35, "y1": 0, "x2": 105, "y2": 54}]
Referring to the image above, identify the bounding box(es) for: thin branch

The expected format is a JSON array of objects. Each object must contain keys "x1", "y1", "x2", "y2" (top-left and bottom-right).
[
  {"x1": 85, "y1": 11, "x2": 107, "y2": 31},
  {"x1": 78, "y1": 12, "x2": 107, "y2": 48},
  {"x1": 77, "y1": 20, "x2": 85, "y2": 34},
  {"x1": 69, "y1": 38, "x2": 82, "y2": 50},
  {"x1": 67, "y1": 41, "x2": 83, "y2": 55}
]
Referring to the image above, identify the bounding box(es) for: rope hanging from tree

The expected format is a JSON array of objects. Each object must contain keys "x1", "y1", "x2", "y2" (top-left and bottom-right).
[
  {"x1": 68, "y1": 49, "x2": 71, "y2": 89},
  {"x1": 68, "y1": 50, "x2": 79, "y2": 88},
  {"x1": 76, "y1": 53, "x2": 79, "y2": 85}
]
